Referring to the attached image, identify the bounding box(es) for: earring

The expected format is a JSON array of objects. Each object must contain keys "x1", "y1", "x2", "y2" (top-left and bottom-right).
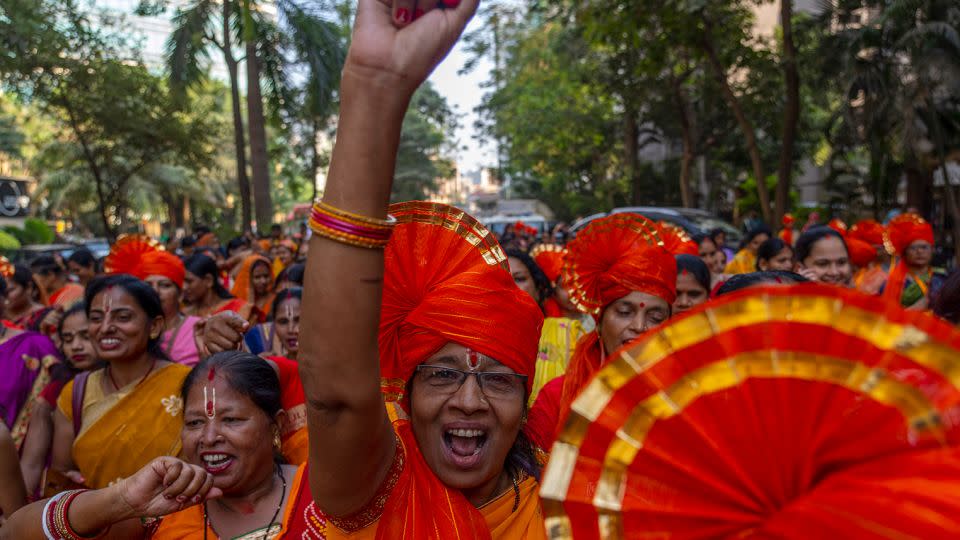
[{"x1": 272, "y1": 428, "x2": 282, "y2": 451}]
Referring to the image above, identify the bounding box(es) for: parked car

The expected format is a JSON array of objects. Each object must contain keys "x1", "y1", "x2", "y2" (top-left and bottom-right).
[
  {"x1": 6, "y1": 244, "x2": 77, "y2": 265},
  {"x1": 7, "y1": 239, "x2": 111, "y2": 266},
  {"x1": 481, "y1": 214, "x2": 551, "y2": 238},
  {"x1": 570, "y1": 207, "x2": 742, "y2": 245}
]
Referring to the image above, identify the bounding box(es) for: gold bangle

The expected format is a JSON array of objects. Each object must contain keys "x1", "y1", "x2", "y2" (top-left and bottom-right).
[
  {"x1": 314, "y1": 200, "x2": 395, "y2": 229},
  {"x1": 310, "y1": 222, "x2": 390, "y2": 249}
]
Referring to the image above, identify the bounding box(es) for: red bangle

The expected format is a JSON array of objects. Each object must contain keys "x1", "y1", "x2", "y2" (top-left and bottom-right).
[{"x1": 53, "y1": 489, "x2": 108, "y2": 539}]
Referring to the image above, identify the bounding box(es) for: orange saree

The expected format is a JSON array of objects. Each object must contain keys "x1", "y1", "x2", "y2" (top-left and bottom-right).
[
  {"x1": 57, "y1": 364, "x2": 189, "y2": 489},
  {"x1": 152, "y1": 465, "x2": 322, "y2": 539}
]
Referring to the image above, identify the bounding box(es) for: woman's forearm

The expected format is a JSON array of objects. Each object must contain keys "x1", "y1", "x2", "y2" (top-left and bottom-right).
[
  {"x1": 299, "y1": 70, "x2": 411, "y2": 515},
  {"x1": 1, "y1": 485, "x2": 142, "y2": 540}
]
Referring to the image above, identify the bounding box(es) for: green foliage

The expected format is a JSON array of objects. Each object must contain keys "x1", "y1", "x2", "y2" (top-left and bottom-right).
[
  {"x1": 0, "y1": 230, "x2": 21, "y2": 252},
  {"x1": 23, "y1": 218, "x2": 54, "y2": 244},
  {"x1": 392, "y1": 83, "x2": 457, "y2": 202}
]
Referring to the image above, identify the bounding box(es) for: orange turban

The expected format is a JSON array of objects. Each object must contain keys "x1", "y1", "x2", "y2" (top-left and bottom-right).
[
  {"x1": 885, "y1": 213, "x2": 934, "y2": 256},
  {"x1": 563, "y1": 213, "x2": 677, "y2": 315},
  {"x1": 780, "y1": 214, "x2": 795, "y2": 245},
  {"x1": 138, "y1": 251, "x2": 186, "y2": 289},
  {"x1": 105, "y1": 235, "x2": 185, "y2": 288},
  {"x1": 845, "y1": 237, "x2": 877, "y2": 268},
  {"x1": 0, "y1": 256, "x2": 13, "y2": 279},
  {"x1": 530, "y1": 244, "x2": 565, "y2": 283},
  {"x1": 658, "y1": 222, "x2": 700, "y2": 256},
  {"x1": 378, "y1": 202, "x2": 544, "y2": 401},
  {"x1": 882, "y1": 214, "x2": 935, "y2": 305},
  {"x1": 849, "y1": 219, "x2": 885, "y2": 247},
  {"x1": 827, "y1": 218, "x2": 848, "y2": 235},
  {"x1": 196, "y1": 232, "x2": 218, "y2": 248}
]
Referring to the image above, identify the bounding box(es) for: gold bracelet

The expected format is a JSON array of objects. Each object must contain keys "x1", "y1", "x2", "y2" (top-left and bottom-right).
[
  {"x1": 310, "y1": 222, "x2": 391, "y2": 249},
  {"x1": 314, "y1": 200, "x2": 395, "y2": 229}
]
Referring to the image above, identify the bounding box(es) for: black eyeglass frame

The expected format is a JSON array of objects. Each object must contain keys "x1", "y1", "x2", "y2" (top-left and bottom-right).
[{"x1": 414, "y1": 364, "x2": 528, "y2": 398}]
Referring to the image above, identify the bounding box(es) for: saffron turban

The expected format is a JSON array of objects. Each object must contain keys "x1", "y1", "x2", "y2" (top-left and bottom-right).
[
  {"x1": 530, "y1": 244, "x2": 565, "y2": 284},
  {"x1": 845, "y1": 237, "x2": 878, "y2": 268},
  {"x1": 105, "y1": 235, "x2": 185, "y2": 288},
  {"x1": 849, "y1": 219, "x2": 885, "y2": 247},
  {"x1": 378, "y1": 202, "x2": 544, "y2": 401},
  {"x1": 658, "y1": 222, "x2": 700, "y2": 256},
  {"x1": 885, "y1": 213, "x2": 934, "y2": 256},
  {"x1": 563, "y1": 213, "x2": 678, "y2": 315}
]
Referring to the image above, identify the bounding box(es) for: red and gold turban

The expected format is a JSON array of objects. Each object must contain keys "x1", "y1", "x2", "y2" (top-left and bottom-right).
[
  {"x1": 105, "y1": 234, "x2": 185, "y2": 288},
  {"x1": 563, "y1": 213, "x2": 677, "y2": 316},
  {"x1": 845, "y1": 237, "x2": 877, "y2": 268},
  {"x1": 378, "y1": 202, "x2": 544, "y2": 401},
  {"x1": 780, "y1": 213, "x2": 795, "y2": 246},
  {"x1": 827, "y1": 218, "x2": 848, "y2": 235},
  {"x1": 885, "y1": 213, "x2": 934, "y2": 256},
  {"x1": 658, "y1": 222, "x2": 699, "y2": 257},
  {"x1": 530, "y1": 244, "x2": 565, "y2": 284},
  {"x1": 849, "y1": 219, "x2": 885, "y2": 247},
  {"x1": 883, "y1": 213, "x2": 935, "y2": 305},
  {"x1": 0, "y1": 256, "x2": 13, "y2": 279}
]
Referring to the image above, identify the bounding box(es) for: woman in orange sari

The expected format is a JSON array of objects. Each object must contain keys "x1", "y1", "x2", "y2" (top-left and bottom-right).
[
  {"x1": 182, "y1": 254, "x2": 258, "y2": 324},
  {"x1": 51, "y1": 275, "x2": 190, "y2": 490},
  {"x1": 3, "y1": 352, "x2": 326, "y2": 539},
  {"x1": 296, "y1": 3, "x2": 548, "y2": 536},
  {"x1": 526, "y1": 212, "x2": 679, "y2": 451},
  {"x1": 231, "y1": 254, "x2": 275, "y2": 322}
]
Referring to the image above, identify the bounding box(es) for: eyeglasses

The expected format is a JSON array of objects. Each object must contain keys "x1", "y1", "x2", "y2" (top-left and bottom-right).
[{"x1": 414, "y1": 365, "x2": 527, "y2": 399}]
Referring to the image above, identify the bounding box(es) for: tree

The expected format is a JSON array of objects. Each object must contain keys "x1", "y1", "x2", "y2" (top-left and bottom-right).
[
  {"x1": 167, "y1": 0, "x2": 254, "y2": 232},
  {"x1": 39, "y1": 59, "x2": 216, "y2": 239},
  {"x1": 392, "y1": 83, "x2": 457, "y2": 202}
]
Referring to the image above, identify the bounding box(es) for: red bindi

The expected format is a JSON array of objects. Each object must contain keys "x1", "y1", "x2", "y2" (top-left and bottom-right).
[
  {"x1": 207, "y1": 367, "x2": 216, "y2": 381},
  {"x1": 639, "y1": 302, "x2": 646, "y2": 308}
]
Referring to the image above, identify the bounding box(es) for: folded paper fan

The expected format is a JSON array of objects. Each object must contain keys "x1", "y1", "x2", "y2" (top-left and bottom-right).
[
  {"x1": 103, "y1": 234, "x2": 161, "y2": 276},
  {"x1": 541, "y1": 284, "x2": 960, "y2": 539}
]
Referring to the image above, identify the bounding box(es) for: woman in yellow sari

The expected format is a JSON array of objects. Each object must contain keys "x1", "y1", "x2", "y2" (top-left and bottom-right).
[
  {"x1": 297, "y1": 1, "x2": 547, "y2": 537},
  {"x1": 52, "y1": 275, "x2": 189, "y2": 490},
  {"x1": 724, "y1": 226, "x2": 771, "y2": 275}
]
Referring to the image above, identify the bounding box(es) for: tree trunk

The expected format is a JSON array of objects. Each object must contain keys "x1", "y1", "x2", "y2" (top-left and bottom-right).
[
  {"x1": 310, "y1": 116, "x2": 322, "y2": 203},
  {"x1": 222, "y1": 0, "x2": 253, "y2": 233},
  {"x1": 775, "y1": 0, "x2": 800, "y2": 224},
  {"x1": 624, "y1": 102, "x2": 642, "y2": 205},
  {"x1": 699, "y1": 19, "x2": 772, "y2": 224},
  {"x1": 245, "y1": 38, "x2": 273, "y2": 231},
  {"x1": 59, "y1": 93, "x2": 116, "y2": 241},
  {"x1": 671, "y1": 79, "x2": 697, "y2": 208}
]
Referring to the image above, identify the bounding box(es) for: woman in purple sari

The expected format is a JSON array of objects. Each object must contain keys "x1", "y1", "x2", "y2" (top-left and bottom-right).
[{"x1": 0, "y1": 275, "x2": 60, "y2": 452}]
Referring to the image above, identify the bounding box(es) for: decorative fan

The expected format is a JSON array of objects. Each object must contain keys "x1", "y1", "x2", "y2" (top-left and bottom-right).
[
  {"x1": 541, "y1": 284, "x2": 960, "y2": 539},
  {"x1": 103, "y1": 234, "x2": 161, "y2": 275}
]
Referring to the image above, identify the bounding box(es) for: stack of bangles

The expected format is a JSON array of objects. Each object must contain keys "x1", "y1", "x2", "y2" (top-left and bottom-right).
[
  {"x1": 309, "y1": 200, "x2": 396, "y2": 249},
  {"x1": 41, "y1": 490, "x2": 108, "y2": 540}
]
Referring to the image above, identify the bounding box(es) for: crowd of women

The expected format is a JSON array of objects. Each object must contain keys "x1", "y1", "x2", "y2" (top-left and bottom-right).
[{"x1": 1, "y1": 0, "x2": 959, "y2": 537}]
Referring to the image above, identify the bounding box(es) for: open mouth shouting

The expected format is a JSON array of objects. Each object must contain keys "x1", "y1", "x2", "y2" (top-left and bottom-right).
[{"x1": 441, "y1": 424, "x2": 489, "y2": 470}]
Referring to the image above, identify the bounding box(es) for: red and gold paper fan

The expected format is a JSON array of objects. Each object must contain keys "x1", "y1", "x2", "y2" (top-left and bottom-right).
[
  {"x1": 103, "y1": 234, "x2": 161, "y2": 275},
  {"x1": 541, "y1": 284, "x2": 960, "y2": 539}
]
